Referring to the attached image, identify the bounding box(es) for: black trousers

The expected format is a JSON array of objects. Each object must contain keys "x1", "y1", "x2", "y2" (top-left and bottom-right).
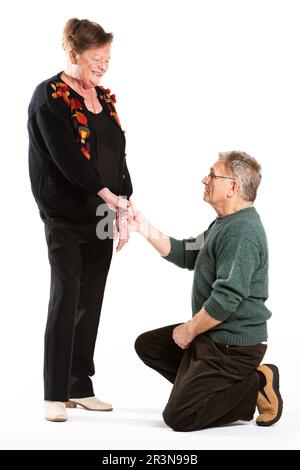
[
  {"x1": 135, "y1": 324, "x2": 267, "y2": 432},
  {"x1": 43, "y1": 216, "x2": 113, "y2": 401}
]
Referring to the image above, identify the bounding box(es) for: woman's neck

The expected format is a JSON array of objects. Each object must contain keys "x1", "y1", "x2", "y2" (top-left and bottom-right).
[
  {"x1": 62, "y1": 71, "x2": 94, "y2": 94},
  {"x1": 61, "y1": 70, "x2": 102, "y2": 113}
]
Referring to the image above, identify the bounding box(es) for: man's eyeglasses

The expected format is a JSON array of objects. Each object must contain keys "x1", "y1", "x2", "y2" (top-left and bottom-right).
[{"x1": 206, "y1": 173, "x2": 236, "y2": 181}]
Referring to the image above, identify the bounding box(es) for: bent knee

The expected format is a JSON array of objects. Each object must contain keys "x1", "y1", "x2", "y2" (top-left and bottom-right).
[
  {"x1": 134, "y1": 332, "x2": 151, "y2": 358},
  {"x1": 162, "y1": 407, "x2": 191, "y2": 432}
]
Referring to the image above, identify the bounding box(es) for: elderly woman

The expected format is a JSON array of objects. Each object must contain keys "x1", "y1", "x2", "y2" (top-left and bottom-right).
[{"x1": 28, "y1": 18, "x2": 133, "y2": 422}]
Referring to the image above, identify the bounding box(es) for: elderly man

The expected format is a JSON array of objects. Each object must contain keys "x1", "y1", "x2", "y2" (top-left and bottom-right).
[{"x1": 131, "y1": 151, "x2": 283, "y2": 432}]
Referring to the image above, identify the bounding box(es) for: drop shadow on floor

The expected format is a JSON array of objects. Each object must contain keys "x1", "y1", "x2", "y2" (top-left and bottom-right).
[
  {"x1": 67, "y1": 407, "x2": 252, "y2": 432},
  {"x1": 68, "y1": 407, "x2": 166, "y2": 427}
]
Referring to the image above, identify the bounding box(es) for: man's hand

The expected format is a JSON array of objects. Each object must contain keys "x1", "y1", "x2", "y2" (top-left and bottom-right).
[
  {"x1": 113, "y1": 198, "x2": 136, "y2": 252},
  {"x1": 128, "y1": 199, "x2": 171, "y2": 256},
  {"x1": 172, "y1": 322, "x2": 197, "y2": 349},
  {"x1": 113, "y1": 208, "x2": 128, "y2": 253},
  {"x1": 128, "y1": 200, "x2": 147, "y2": 234},
  {"x1": 97, "y1": 188, "x2": 133, "y2": 252}
]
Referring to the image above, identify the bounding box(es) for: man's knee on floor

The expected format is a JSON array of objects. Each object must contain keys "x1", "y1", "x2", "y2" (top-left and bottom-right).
[{"x1": 162, "y1": 405, "x2": 192, "y2": 432}]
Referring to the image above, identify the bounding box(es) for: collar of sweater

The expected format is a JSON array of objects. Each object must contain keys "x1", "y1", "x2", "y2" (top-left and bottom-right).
[{"x1": 215, "y1": 205, "x2": 256, "y2": 224}]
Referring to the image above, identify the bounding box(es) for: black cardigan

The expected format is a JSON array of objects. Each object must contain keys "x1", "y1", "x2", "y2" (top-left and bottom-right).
[{"x1": 27, "y1": 72, "x2": 133, "y2": 222}]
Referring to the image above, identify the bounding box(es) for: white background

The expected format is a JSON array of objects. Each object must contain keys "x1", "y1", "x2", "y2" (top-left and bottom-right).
[{"x1": 0, "y1": 0, "x2": 299, "y2": 450}]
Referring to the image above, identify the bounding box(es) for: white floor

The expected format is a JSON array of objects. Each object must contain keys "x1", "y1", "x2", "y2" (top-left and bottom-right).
[
  {"x1": 2, "y1": 233, "x2": 299, "y2": 451},
  {"x1": 1, "y1": 293, "x2": 299, "y2": 451},
  {"x1": 1, "y1": 336, "x2": 299, "y2": 451},
  {"x1": 1, "y1": 394, "x2": 299, "y2": 450}
]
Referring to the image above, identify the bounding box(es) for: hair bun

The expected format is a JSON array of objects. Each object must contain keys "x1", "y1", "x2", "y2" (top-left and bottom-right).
[{"x1": 62, "y1": 17, "x2": 113, "y2": 53}]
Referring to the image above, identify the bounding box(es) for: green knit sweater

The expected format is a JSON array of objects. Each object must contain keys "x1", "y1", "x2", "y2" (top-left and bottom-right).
[{"x1": 163, "y1": 206, "x2": 271, "y2": 346}]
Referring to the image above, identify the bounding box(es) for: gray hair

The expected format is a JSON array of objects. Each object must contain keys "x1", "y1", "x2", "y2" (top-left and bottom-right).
[{"x1": 218, "y1": 151, "x2": 262, "y2": 202}]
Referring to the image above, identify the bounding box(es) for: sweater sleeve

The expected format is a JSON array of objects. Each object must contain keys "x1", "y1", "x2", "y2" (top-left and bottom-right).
[
  {"x1": 162, "y1": 233, "x2": 205, "y2": 270},
  {"x1": 35, "y1": 102, "x2": 105, "y2": 195},
  {"x1": 203, "y1": 236, "x2": 260, "y2": 321},
  {"x1": 120, "y1": 157, "x2": 133, "y2": 199}
]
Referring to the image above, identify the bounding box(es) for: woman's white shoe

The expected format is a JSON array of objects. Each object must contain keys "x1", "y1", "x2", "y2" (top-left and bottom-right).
[
  {"x1": 44, "y1": 401, "x2": 68, "y2": 422},
  {"x1": 66, "y1": 396, "x2": 113, "y2": 411}
]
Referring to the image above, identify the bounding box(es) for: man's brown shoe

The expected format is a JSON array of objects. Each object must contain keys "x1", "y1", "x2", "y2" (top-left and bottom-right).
[{"x1": 256, "y1": 364, "x2": 283, "y2": 426}]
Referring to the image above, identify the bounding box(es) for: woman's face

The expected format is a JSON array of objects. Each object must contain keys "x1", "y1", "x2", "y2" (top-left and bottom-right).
[{"x1": 70, "y1": 43, "x2": 111, "y2": 87}]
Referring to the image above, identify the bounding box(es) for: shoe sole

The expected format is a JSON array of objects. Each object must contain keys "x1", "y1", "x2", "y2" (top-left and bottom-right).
[
  {"x1": 256, "y1": 363, "x2": 283, "y2": 427},
  {"x1": 66, "y1": 401, "x2": 113, "y2": 412},
  {"x1": 45, "y1": 417, "x2": 67, "y2": 422}
]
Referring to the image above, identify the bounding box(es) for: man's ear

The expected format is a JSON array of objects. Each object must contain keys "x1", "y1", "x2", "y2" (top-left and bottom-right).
[
  {"x1": 232, "y1": 179, "x2": 240, "y2": 195},
  {"x1": 228, "y1": 180, "x2": 238, "y2": 197}
]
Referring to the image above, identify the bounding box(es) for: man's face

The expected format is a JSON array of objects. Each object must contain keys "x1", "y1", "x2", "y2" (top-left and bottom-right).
[{"x1": 202, "y1": 160, "x2": 235, "y2": 207}]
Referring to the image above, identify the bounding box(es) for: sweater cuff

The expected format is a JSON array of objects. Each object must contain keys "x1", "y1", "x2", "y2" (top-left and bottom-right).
[
  {"x1": 162, "y1": 237, "x2": 183, "y2": 264},
  {"x1": 94, "y1": 182, "x2": 106, "y2": 195},
  {"x1": 203, "y1": 296, "x2": 232, "y2": 322}
]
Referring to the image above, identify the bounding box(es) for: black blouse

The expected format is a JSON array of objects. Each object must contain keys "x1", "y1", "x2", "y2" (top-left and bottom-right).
[{"x1": 87, "y1": 109, "x2": 124, "y2": 195}]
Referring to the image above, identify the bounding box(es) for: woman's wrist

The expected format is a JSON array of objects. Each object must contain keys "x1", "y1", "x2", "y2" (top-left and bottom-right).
[
  {"x1": 98, "y1": 187, "x2": 110, "y2": 201},
  {"x1": 98, "y1": 188, "x2": 119, "y2": 209}
]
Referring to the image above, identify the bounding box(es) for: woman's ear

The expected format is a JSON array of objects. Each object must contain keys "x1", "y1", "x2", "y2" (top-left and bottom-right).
[{"x1": 69, "y1": 49, "x2": 77, "y2": 64}]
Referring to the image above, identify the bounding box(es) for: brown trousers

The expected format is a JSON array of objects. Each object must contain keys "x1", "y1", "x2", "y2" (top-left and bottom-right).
[{"x1": 135, "y1": 323, "x2": 267, "y2": 432}]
